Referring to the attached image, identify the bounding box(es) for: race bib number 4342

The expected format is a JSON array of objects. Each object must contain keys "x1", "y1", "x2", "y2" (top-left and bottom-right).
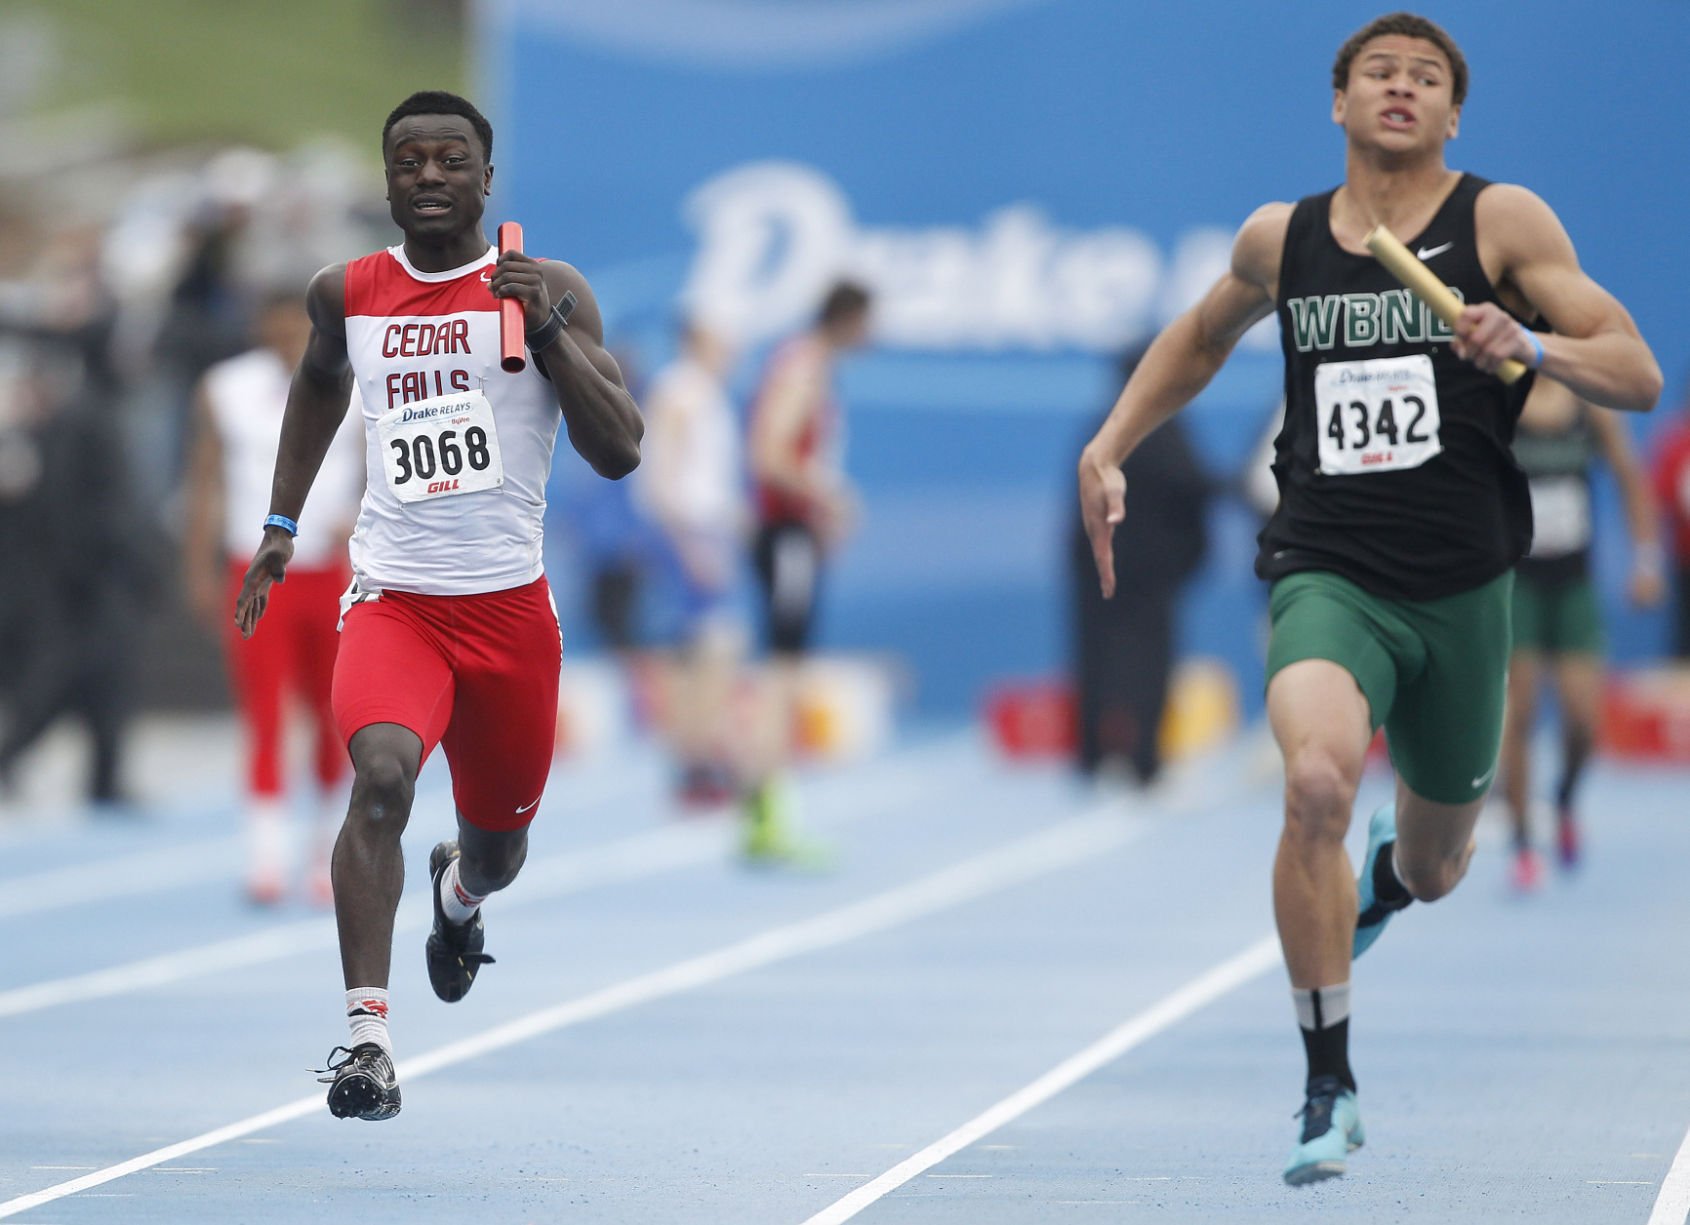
[
  {"x1": 376, "y1": 389, "x2": 504, "y2": 504},
  {"x1": 1313, "y1": 354, "x2": 1442, "y2": 476}
]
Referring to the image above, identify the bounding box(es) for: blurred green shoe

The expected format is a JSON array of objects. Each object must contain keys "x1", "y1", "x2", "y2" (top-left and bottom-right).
[{"x1": 741, "y1": 779, "x2": 834, "y2": 870}]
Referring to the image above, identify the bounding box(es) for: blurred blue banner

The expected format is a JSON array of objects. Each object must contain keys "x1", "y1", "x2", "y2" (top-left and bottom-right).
[{"x1": 480, "y1": 0, "x2": 1690, "y2": 715}]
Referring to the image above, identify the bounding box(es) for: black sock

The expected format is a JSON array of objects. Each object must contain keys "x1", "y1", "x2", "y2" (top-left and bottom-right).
[
  {"x1": 1556, "y1": 730, "x2": 1593, "y2": 811},
  {"x1": 1293, "y1": 984, "x2": 1355, "y2": 1093},
  {"x1": 1371, "y1": 839, "x2": 1412, "y2": 908}
]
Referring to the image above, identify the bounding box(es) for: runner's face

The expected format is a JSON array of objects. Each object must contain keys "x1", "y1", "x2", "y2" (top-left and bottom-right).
[
  {"x1": 383, "y1": 115, "x2": 491, "y2": 239},
  {"x1": 1334, "y1": 35, "x2": 1460, "y2": 151}
]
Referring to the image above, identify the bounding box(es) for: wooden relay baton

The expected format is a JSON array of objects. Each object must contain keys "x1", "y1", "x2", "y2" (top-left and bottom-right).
[{"x1": 1363, "y1": 225, "x2": 1528, "y2": 385}]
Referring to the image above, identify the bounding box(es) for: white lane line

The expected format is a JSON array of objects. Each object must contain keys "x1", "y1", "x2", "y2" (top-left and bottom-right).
[
  {"x1": 0, "y1": 768, "x2": 625, "y2": 921},
  {"x1": 1647, "y1": 1124, "x2": 1690, "y2": 1225},
  {"x1": 0, "y1": 922, "x2": 337, "y2": 1019},
  {"x1": 0, "y1": 820, "x2": 721, "y2": 1019},
  {"x1": 0, "y1": 1099, "x2": 327, "y2": 1221},
  {"x1": 0, "y1": 734, "x2": 983, "y2": 1019},
  {"x1": 0, "y1": 732, "x2": 974, "y2": 923},
  {"x1": 800, "y1": 934, "x2": 1281, "y2": 1225},
  {"x1": 0, "y1": 838, "x2": 243, "y2": 921},
  {"x1": 0, "y1": 807, "x2": 1143, "y2": 1219}
]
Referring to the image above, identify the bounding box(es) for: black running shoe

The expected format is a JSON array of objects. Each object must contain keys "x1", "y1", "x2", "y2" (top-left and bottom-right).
[
  {"x1": 425, "y1": 840, "x2": 495, "y2": 1003},
  {"x1": 317, "y1": 1043, "x2": 401, "y2": 1121}
]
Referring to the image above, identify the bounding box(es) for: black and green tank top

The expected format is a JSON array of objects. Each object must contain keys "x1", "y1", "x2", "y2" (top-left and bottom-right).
[
  {"x1": 1514, "y1": 410, "x2": 1595, "y2": 585},
  {"x1": 1257, "y1": 173, "x2": 1534, "y2": 601}
]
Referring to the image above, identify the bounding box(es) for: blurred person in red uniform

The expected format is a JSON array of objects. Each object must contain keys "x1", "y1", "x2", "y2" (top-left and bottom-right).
[
  {"x1": 1650, "y1": 382, "x2": 1690, "y2": 658},
  {"x1": 635, "y1": 318, "x2": 747, "y2": 806},
  {"x1": 184, "y1": 289, "x2": 365, "y2": 904},
  {"x1": 741, "y1": 281, "x2": 871, "y2": 861},
  {"x1": 234, "y1": 91, "x2": 642, "y2": 1121}
]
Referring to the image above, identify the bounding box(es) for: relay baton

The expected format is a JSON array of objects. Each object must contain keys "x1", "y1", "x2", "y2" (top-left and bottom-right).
[
  {"x1": 497, "y1": 221, "x2": 526, "y2": 373},
  {"x1": 1363, "y1": 225, "x2": 1526, "y2": 385}
]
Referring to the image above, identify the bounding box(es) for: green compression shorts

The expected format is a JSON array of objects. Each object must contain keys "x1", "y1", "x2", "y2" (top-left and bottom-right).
[
  {"x1": 1511, "y1": 571, "x2": 1602, "y2": 656},
  {"x1": 1266, "y1": 569, "x2": 1513, "y2": 805}
]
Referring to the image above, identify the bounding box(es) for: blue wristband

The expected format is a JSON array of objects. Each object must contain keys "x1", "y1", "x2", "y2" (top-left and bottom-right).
[
  {"x1": 263, "y1": 514, "x2": 299, "y2": 537},
  {"x1": 1522, "y1": 328, "x2": 1545, "y2": 370}
]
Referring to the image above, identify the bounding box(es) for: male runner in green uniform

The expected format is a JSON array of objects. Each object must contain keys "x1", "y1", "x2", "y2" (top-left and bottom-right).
[
  {"x1": 1077, "y1": 11, "x2": 1661, "y2": 1185},
  {"x1": 1501, "y1": 378, "x2": 1661, "y2": 890}
]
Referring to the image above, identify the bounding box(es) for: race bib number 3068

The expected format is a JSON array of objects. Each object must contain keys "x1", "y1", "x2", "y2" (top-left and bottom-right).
[
  {"x1": 376, "y1": 390, "x2": 504, "y2": 504},
  {"x1": 1313, "y1": 354, "x2": 1442, "y2": 476}
]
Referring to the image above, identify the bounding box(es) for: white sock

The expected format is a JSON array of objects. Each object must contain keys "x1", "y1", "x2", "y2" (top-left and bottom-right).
[
  {"x1": 1291, "y1": 982, "x2": 1352, "y2": 1031},
  {"x1": 438, "y1": 858, "x2": 486, "y2": 925},
  {"x1": 345, "y1": 987, "x2": 392, "y2": 1054},
  {"x1": 248, "y1": 797, "x2": 290, "y2": 874}
]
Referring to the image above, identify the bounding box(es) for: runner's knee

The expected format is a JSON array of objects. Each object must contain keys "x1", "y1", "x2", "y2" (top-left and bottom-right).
[
  {"x1": 348, "y1": 754, "x2": 416, "y2": 833},
  {"x1": 1394, "y1": 845, "x2": 1467, "y2": 902},
  {"x1": 459, "y1": 828, "x2": 526, "y2": 892},
  {"x1": 1282, "y1": 748, "x2": 1358, "y2": 842}
]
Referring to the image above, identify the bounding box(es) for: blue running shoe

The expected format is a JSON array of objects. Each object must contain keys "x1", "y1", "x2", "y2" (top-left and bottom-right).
[
  {"x1": 1283, "y1": 1075, "x2": 1364, "y2": 1185},
  {"x1": 1353, "y1": 803, "x2": 1411, "y2": 958}
]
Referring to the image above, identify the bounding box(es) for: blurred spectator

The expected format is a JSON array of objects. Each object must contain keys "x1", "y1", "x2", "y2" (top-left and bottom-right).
[
  {"x1": 742, "y1": 279, "x2": 872, "y2": 861},
  {"x1": 1651, "y1": 381, "x2": 1690, "y2": 658},
  {"x1": 634, "y1": 318, "x2": 747, "y2": 806},
  {"x1": 0, "y1": 338, "x2": 148, "y2": 808},
  {"x1": 566, "y1": 340, "x2": 655, "y2": 661},
  {"x1": 182, "y1": 289, "x2": 364, "y2": 903},
  {"x1": 151, "y1": 198, "x2": 257, "y2": 468},
  {"x1": 1068, "y1": 342, "x2": 1212, "y2": 786}
]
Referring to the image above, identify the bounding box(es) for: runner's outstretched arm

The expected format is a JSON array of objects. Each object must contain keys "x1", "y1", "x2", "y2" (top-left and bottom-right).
[{"x1": 1078, "y1": 202, "x2": 1285, "y2": 597}]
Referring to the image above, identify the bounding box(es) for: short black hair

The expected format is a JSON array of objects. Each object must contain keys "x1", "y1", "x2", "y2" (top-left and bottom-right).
[
  {"x1": 1333, "y1": 12, "x2": 1468, "y2": 106},
  {"x1": 382, "y1": 90, "x2": 494, "y2": 161},
  {"x1": 816, "y1": 280, "x2": 872, "y2": 328}
]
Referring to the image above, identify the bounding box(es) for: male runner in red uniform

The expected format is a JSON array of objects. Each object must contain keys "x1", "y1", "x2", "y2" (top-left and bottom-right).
[{"x1": 235, "y1": 91, "x2": 642, "y2": 1120}]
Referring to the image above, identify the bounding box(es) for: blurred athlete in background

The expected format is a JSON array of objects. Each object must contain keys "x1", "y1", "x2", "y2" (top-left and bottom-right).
[
  {"x1": 741, "y1": 281, "x2": 871, "y2": 861},
  {"x1": 185, "y1": 289, "x2": 364, "y2": 904},
  {"x1": 1499, "y1": 378, "x2": 1661, "y2": 890},
  {"x1": 636, "y1": 318, "x2": 747, "y2": 806}
]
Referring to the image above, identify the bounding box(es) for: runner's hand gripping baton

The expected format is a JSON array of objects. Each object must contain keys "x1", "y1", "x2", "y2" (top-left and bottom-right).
[
  {"x1": 497, "y1": 221, "x2": 526, "y2": 373},
  {"x1": 1363, "y1": 225, "x2": 1527, "y2": 385}
]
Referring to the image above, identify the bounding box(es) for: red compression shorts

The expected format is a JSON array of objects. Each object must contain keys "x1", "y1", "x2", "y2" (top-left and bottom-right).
[
  {"x1": 223, "y1": 558, "x2": 348, "y2": 797},
  {"x1": 332, "y1": 576, "x2": 562, "y2": 831}
]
